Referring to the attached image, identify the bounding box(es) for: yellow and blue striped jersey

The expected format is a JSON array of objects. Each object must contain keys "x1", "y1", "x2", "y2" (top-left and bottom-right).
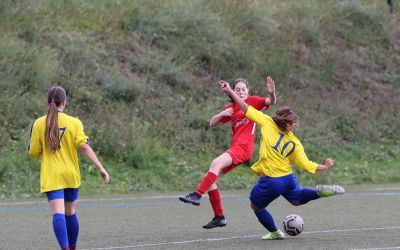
[
  {"x1": 28, "y1": 112, "x2": 88, "y2": 193},
  {"x1": 246, "y1": 106, "x2": 318, "y2": 177}
]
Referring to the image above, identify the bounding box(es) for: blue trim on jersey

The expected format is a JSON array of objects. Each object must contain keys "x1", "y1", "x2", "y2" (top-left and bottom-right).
[
  {"x1": 29, "y1": 121, "x2": 34, "y2": 137},
  {"x1": 27, "y1": 121, "x2": 35, "y2": 152}
]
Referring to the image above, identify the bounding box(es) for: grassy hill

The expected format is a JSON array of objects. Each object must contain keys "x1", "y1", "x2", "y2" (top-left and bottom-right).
[{"x1": 0, "y1": 0, "x2": 399, "y2": 198}]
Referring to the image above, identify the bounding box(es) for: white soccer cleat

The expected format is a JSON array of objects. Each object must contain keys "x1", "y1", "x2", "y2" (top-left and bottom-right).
[{"x1": 316, "y1": 184, "x2": 345, "y2": 197}]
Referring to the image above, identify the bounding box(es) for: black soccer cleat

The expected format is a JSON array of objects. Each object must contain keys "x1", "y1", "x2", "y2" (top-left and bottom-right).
[
  {"x1": 179, "y1": 192, "x2": 201, "y2": 206},
  {"x1": 202, "y1": 216, "x2": 227, "y2": 229}
]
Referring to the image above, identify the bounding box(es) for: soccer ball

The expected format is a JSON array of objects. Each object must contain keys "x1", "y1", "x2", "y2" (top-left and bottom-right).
[{"x1": 282, "y1": 214, "x2": 304, "y2": 236}]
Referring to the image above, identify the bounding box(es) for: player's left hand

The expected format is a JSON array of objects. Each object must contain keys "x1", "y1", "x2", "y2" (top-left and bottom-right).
[
  {"x1": 324, "y1": 158, "x2": 335, "y2": 169},
  {"x1": 265, "y1": 76, "x2": 275, "y2": 94},
  {"x1": 100, "y1": 168, "x2": 110, "y2": 184}
]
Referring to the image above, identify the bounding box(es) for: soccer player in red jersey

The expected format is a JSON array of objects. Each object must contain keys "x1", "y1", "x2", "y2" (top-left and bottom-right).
[{"x1": 179, "y1": 76, "x2": 276, "y2": 229}]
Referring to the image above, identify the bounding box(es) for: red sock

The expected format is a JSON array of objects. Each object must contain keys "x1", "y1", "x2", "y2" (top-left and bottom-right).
[
  {"x1": 208, "y1": 189, "x2": 224, "y2": 217},
  {"x1": 196, "y1": 172, "x2": 218, "y2": 195}
]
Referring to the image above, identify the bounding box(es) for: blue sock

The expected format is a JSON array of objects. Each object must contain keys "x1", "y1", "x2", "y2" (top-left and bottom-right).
[
  {"x1": 65, "y1": 214, "x2": 79, "y2": 249},
  {"x1": 299, "y1": 188, "x2": 320, "y2": 205},
  {"x1": 52, "y1": 213, "x2": 68, "y2": 248},
  {"x1": 255, "y1": 208, "x2": 277, "y2": 232}
]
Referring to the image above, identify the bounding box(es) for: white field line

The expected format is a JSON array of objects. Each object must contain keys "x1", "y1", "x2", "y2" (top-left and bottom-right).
[
  {"x1": 352, "y1": 247, "x2": 400, "y2": 250},
  {"x1": 368, "y1": 187, "x2": 400, "y2": 191},
  {"x1": 80, "y1": 226, "x2": 400, "y2": 250},
  {"x1": 81, "y1": 235, "x2": 260, "y2": 250}
]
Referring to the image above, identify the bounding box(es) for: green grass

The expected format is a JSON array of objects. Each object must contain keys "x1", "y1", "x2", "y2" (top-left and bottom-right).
[{"x1": 0, "y1": 0, "x2": 399, "y2": 198}]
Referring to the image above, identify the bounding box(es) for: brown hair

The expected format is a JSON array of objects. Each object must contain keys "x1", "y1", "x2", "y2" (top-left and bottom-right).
[
  {"x1": 272, "y1": 106, "x2": 298, "y2": 132},
  {"x1": 229, "y1": 78, "x2": 249, "y2": 103},
  {"x1": 45, "y1": 86, "x2": 66, "y2": 153}
]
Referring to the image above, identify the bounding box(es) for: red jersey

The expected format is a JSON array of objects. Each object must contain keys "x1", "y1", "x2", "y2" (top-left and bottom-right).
[{"x1": 221, "y1": 96, "x2": 269, "y2": 152}]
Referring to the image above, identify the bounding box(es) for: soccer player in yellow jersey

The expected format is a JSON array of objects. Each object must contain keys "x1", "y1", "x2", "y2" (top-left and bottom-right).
[
  {"x1": 219, "y1": 80, "x2": 345, "y2": 240},
  {"x1": 28, "y1": 86, "x2": 109, "y2": 250}
]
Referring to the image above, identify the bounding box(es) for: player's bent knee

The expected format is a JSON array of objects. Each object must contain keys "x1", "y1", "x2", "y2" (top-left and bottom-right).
[
  {"x1": 289, "y1": 201, "x2": 301, "y2": 206},
  {"x1": 251, "y1": 202, "x2": 262, "y2": 213},
  {"x1": 209, "y1": 163, "x2": 223, "y2": 174}
]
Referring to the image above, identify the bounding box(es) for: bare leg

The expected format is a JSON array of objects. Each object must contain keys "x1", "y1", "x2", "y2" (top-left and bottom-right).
[
  {"x1": 50, "y1": 199, "x2": 65, "y2": 214},
  {"x1": 179, "y1": 153, "x2": 232, "y2": 206},
  {"x1": 208, "y1": 152, "x2": 233, "y2": 176},
  {"x1": 196, "y1": 152, "x2": 232, "y2": 195}
]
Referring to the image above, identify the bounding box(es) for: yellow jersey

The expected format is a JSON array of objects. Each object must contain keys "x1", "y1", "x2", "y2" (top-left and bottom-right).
[
  {"x1": 28, "y1": 112, "x2": 88, "y2": 193},
  {"x1": 246, "y1": 106, "x2": 318, "y2": 177}
]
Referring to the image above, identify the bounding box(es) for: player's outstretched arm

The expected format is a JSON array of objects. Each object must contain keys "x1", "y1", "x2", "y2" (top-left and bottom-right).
[
  {"x1": 218, "y1": 80, "x2": 249, "y2": 113},
  {"x1": 316, "y1": 158, "x2": 334, "y2": 171},
  {"x1": 209, "y1": 107, "x2": 233, "y2": 127},
  {"x1": 265, "y1": 76, "x2": 276, "y2": 106},
  {"x1": 80, "y1": 143, "x2": 110, "y2": 184}
]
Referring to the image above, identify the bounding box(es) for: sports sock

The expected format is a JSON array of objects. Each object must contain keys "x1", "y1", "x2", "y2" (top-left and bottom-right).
[
  {"x1": 52, "y1": 213, "x2": 69, "y2": 249},
  {"x1": 196, "y1": 172, "x2": 218, "y2": 196},
  {"x1": 299, "y1": 188, "x2": 319, "y2": 205},
  {"x1": 65, "y1": 214, "x2": 79, "y2": 249},
  {"x1": 208, "y1": 189, "x2": 224, "y2": 217},
  {"x1": 255, "y1": 208, "x2": 277, "y2": 232}
]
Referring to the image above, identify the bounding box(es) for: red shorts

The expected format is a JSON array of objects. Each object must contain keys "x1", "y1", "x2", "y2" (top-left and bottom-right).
[{"x1": 222, "y1": 144, "x2": 253, "y2": 174}]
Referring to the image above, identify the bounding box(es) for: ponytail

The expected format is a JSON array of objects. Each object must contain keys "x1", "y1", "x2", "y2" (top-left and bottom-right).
[
  {"x1": 46, "y1": 102, "x2": 60, "y2": 152},
  {"x1": 45, "y1": 86, "x2": 66, "y2": 153}
]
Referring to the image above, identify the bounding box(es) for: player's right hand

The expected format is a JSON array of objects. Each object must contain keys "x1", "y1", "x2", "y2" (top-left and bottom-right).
[
  {"x1": 218, "y1": 80, "x2": 232, "y2": 93},
  {"x1": 221, "y1": 107, "x2": 233, "y2": 117}
]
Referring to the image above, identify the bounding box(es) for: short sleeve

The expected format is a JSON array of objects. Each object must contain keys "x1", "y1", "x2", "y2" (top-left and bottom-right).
[
  {"x1": 247, "y1": 96, "x2": 268, "y2": 111},
  {"x1": 290, "y1": 141, "x2": 318, "y2": 174},
  {"x1": 75, "y1": 119, "x2": 88, "y2": 147},
  {"x1": 28, "y1": 120, "x2": 42, "y2": 157},
  {"x1": 245, "y1": 106, "x2": 270, "y2": 127}
]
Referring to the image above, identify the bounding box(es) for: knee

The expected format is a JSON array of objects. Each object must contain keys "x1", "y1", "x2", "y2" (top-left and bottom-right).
[
  {"x1": 289, "y1": 201, "x2": 301, "y2": 206},
  {"x1": 251, "y1": 202, "x2": 262, "y2": 213},
  {"x1": 210, "y1": 160, "x2": 223, "y2": 173},
  {"x1": 65, "y1": 207, "x2": 76, "y2": 216},
  {"x1": 65, "y1": 202, "x2": 77, "y2": 216}
]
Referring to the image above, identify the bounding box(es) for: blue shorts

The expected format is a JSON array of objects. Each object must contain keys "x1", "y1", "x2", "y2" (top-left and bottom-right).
[
  {"x1": 249, "y1": 173, "x2": 302, "y2": 209},
  {"x1": 46, "y1": 188, "x2": 79, "y2": 202}
]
